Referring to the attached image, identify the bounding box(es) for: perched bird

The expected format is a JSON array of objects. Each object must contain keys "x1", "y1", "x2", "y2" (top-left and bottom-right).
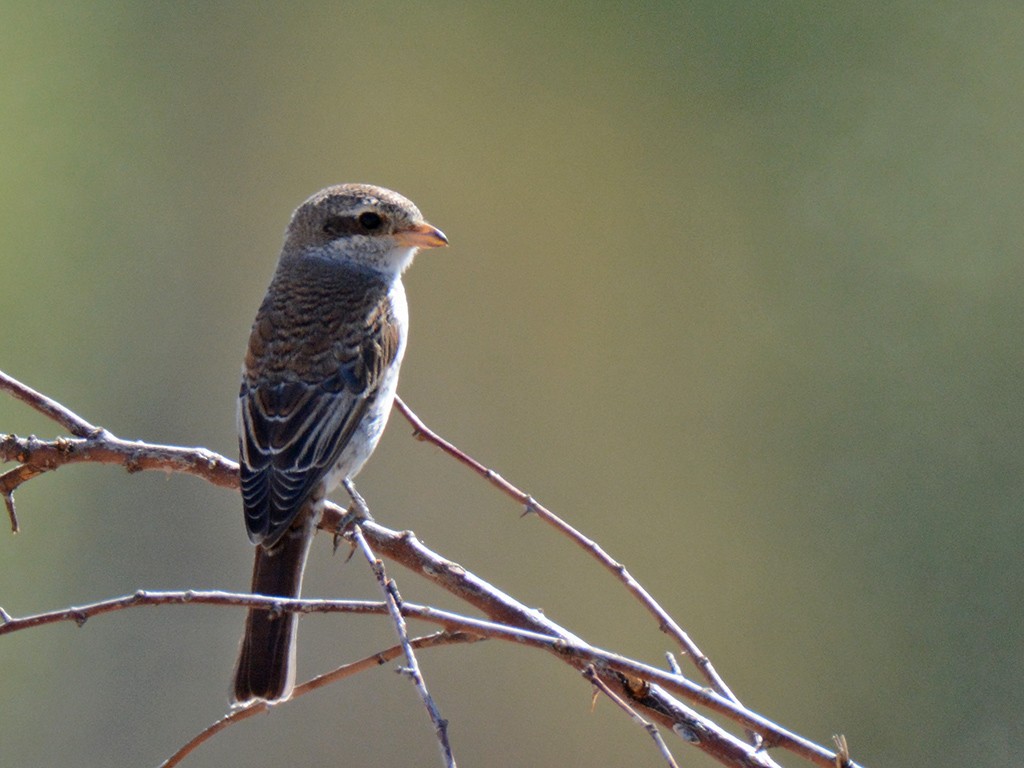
[{"x1": 232, "y1": 184, "x2": 447, "y2": 704}]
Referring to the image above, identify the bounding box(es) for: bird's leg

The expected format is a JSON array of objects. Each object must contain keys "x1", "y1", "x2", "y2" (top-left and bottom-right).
[
  {"x1": 331, "y1": 480, "x2": 375, "y2": 554},
  {"x1": 343, "y1": 478, "x2": 374, "y2": 521}
]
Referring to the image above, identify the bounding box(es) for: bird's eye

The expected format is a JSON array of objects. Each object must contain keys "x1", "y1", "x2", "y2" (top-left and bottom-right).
[{"x1": 359, "y1": 211, "x2": 383, "y2": 231}]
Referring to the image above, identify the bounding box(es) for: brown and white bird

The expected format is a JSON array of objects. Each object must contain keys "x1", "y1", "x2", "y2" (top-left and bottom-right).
[{"x1": 232, "y1": 184, "x2": 447, "y2": 705}]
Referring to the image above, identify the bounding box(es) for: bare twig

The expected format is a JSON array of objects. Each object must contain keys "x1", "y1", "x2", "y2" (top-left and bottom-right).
[
  {"x1": 335, "y1": 520, "x2": 820, "y2": 768},
  {"x1": 583, "y1": 665, "x2": 680, "y2": 768},
  {"x1": 162, "y1": 631, "x2": 473, "y2": 768},
  {"x1": 0, "y1": 432, "x2": 238, "y2": 490},
  {"x1": 0, "y1": 369, "x2": 861, "y2": 768},
  {"x1": 393, "y1": 396, "x2": 745, "y2": 709},
  {"x1": 0, "y1": 584, "x2": 784, "y2": 765},
  {"x1": 0, "y1": 369, "x2": 99, "y2": 437},
  {"x1": 1, "y1": 462, "x2": 39, "y2": 532},
  {"x1": 351, "y1": 524, "x2": 457, "y2": 768},
  {"x1": 0, "y1": 432, "x2": 238, "y2": 533},
  {"x1": 0, "y1": 589, "x2": 388, "y2": 636}
]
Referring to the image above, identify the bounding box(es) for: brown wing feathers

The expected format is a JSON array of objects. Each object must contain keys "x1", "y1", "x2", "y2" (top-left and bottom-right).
[{"x1": 238, "y1": 260, "x2": 399, "y2": 548}]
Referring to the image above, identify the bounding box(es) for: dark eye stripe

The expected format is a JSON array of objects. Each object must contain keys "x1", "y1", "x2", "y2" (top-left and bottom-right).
[{"x1": 322, "y1": 212, "x2": 387, "y2": 237}]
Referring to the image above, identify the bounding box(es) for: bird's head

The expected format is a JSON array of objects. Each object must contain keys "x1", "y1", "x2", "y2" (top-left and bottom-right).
[{"x1": 283, "y1": 183, "x2": 447, "y2": 274}]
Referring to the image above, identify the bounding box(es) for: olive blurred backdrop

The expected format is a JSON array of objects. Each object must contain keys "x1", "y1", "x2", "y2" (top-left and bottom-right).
[{"x1": 2, "y1": 3, "x2": 1022, "y2": 767}]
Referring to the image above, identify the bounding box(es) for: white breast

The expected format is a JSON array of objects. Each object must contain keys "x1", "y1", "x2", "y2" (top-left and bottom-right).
[{"x1": 322, "y1": 276, "x2": 408, "y2": 491}]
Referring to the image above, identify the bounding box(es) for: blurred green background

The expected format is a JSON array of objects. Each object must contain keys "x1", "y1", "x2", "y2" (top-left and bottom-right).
[{"x1": 2, "y1": 3, "x2": 1022, "y2": 766}]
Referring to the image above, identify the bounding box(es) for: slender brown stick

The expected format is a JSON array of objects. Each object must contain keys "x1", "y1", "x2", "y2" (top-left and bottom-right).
[
  {"x1": 393, "y1": 396, "x2": 745, "y2": 709},
  {"x1": 341, "y1": 521, "x2": 817, "y2": 768},
  {"x1": 161, "y1": 631, "x2": 472, "y2": 768},
  {"x1": 0, "y1": 589, "x2": 388, "y2": 636},
  {"x1": 0, "y1": 584, "x2": 788, "y2": 765},
  {"x1": 0, "y1": 432, "x2": 238, "y2": 533},
  {"x1": 0, "y1": 368, "x2": 100, "y2": 531},
  {"x1": 0, "y1": 370, "x2": 860, "y2": 768},
  {"x1": 351, "y1": 524, "x2": 457, "y2": 768},
  {"x1": 0, "y1": 369, "x2": 99, "y2": 436},
  {"x1": 0, "y1": 433, "x2": 238, "y2": 491}
]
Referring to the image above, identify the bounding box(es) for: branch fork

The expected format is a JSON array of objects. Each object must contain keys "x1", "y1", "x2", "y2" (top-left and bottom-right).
[{"x1": 1, "y1": 368, "x2": 860, "y2": 768}]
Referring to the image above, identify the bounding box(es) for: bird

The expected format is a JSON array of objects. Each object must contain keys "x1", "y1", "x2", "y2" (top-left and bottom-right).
[{"x1": 232, "y1": 183, "x2": 447, "y2": 705}]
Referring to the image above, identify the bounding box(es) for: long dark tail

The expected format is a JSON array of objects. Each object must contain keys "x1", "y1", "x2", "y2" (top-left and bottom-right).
[{"x1": 232, "y1": 516, "x2": 316, "y2": 704}]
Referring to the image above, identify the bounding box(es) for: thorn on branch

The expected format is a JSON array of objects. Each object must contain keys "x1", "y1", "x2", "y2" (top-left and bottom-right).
[
  {"x1": 521, "y1": 495, "x2": 538, "y2": 518},
  {"x1": 0, "y1": 606, "x2": 12, "y2": 624},
  {"x1": 665, "y1": 652, "x2": 683, "y2": 675}
]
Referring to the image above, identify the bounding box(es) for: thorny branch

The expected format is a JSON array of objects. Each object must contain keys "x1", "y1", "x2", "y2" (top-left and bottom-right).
[
  {"x1": 395, "y1": 395, "x2": 753, "y2": 735},
  {"x1": 163, "y1": 630, "x2": 475, "y2": 768},
  {"x1": 350, "y1": 523, "x2": 457, "y2": 767},
  {"x1": 1, "y1": 369, "x2": 858, "y2": 768}
]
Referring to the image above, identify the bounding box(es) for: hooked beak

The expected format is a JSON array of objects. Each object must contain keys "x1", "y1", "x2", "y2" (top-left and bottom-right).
[{"x1": 394, "y1": 221, "x2": 448, "y2": 249}]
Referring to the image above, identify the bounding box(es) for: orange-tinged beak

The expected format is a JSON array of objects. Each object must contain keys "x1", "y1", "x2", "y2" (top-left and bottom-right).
[{"x1": 394, "y1": 221, "x2": 448, "y2": 249}]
